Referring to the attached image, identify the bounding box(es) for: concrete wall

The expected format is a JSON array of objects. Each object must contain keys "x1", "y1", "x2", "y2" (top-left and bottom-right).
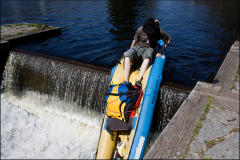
[{"x1": 144, "y1": 41, "x2": 239, "y2": 159}]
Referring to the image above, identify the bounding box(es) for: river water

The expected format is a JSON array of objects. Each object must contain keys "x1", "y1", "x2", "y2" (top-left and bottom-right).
[
  {"x1": 0, "y1": 1, "x2": 239, "y2": 159},
  {"x1": 1, "y1": 0, "x2": 239, "y2": 86}
]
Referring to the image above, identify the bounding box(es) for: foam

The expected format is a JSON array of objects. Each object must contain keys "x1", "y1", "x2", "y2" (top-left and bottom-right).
[{"x1": 1, "y1": 93, "x2": 102, "y2": 159}]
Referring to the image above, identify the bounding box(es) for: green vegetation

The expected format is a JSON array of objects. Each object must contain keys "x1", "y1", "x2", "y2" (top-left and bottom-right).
[
  {"x1": 179, "y1": 144, "x2": 189, "y2": 160},
  {"x1": 206, "y1": 140, "x2": 214, "y2": 146},
  {"x1": 27, "y1": 23, "x2": 50, "y2": 30},
  {"x1": 17, "y1": 32, "x2": 24, "y2": 35},
  {"x1": 235, "y1": 65, "x2": 239, "y2": 80},
  {"x1": 180, "y1": 95, "x2": 213, "y2": 159},
  {"x1": 192, "y1": 121, "x2": 203, "y2": 138},
  {"x1": 200, "y1": 95, "x2": 213, "y2": 121},
  {"x1": 204, "y1": 157, "x2": 212, "y2": 159},
  {"x1": 231, "y1": 84, "x2": 236, "y2": 90},
  {"x1": 3, "y1": 34, "x2": 12, "y2": 38},
  {"x1": 219, "y1": 138, "x2": 224, "y2": 142},
  {"x1": 197, "y1": 89, "x2": 200, "y2": 91},
  {"x1": 235, "y1": 74, "x2": 239, "y2": 81},
  {"x1": 220, "y1": 107, "x2": 225, "y2": 110},
  {"x1": 1, "y1": 22, "x2": 57, "y2": 40},
  {"x1": 14, "y1": 23, "x2": 25, "y2": 26},
  {"x1": 5, "y1": 24, "x2": 12, "y2": 27},
  {"x1": 232, "y1": 127, "x2": 238, "y2": 132}
]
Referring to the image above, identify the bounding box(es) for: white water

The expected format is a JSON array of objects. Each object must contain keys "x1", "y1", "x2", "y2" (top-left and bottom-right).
[
  {"x1": 0, "y1": 51, "x2": 160, "y2": 159},
  {"x1": 1, "y1": 92, "x2": 102, "y2": 159},
  {"x1": 1, "y1": 91, "x2": 161, "y2": 159}
]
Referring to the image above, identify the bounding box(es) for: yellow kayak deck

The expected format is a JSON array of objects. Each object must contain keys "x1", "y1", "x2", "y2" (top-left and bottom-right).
[{"x1": 96, "y1": 58, "x2": 152, "y2": 159}]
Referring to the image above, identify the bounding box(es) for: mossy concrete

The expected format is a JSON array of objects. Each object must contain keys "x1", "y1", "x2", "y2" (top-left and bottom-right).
[{"x1": 0, "y1": 23, "x2": 61, "y2": 46}]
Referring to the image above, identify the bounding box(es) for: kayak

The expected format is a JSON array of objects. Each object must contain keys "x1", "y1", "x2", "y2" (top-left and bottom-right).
[{"x1": 95, "y1": 40, "x2": 166, "y2": 159}]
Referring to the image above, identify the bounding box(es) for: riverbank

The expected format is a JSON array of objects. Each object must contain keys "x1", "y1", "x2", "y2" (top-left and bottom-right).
[
  {"x1": 145, "y1": 41, "x2": 239, "y2": 159},
  {"x1": 1, "y1": 23, "x2": 60, "y2": 42},
  {"x1": 0, "y1": 23, "x2": 61, "y2": 49},
  {"x1": 0, "y1": 23, "x2": 61, "y2": 84}
]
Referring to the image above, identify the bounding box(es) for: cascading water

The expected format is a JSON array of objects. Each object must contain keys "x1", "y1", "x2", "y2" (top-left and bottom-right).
[
  {"x1": 1, "y1": 50, "x2": 111, "y2": 159},
  {"x1": 1, "y1": 50, "x2": 111, "y2": 115},
  {"x1": 1, "y1": 50, "x2": 190, "y2": 159}
]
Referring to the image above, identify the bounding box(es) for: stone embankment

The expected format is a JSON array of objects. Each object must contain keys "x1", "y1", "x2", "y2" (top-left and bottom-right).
[
  {"x1": 1, "y1": 23, "x2": 61, "y2": 48},
  {"x1": 0, "y1": 23, "x2": 61, "y2": 84},
  {"x1": 144, "y1": 41, "x2": 239, "y2": 159}
]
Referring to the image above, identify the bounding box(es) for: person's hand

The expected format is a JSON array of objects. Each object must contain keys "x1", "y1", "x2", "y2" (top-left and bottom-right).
[
  {"x1": 123, "y1": 52, "x2": 126, "y2": 55},
  {"x1": 156, "y1": 53, "x2": 161, "y2": 57}
]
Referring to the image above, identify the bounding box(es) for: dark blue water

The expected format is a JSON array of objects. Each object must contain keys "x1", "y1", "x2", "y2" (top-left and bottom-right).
[{"x1": 1, "y1": 0, "x2": 239, "y2": 86}]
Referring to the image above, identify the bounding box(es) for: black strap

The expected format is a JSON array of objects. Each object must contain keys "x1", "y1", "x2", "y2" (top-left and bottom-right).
[
  {"x1": 128, "y1": 125, "x2": 132, "y2": 135},
  {"x1": 106, "y1": 125, "x2": 112, "y2": 135}
]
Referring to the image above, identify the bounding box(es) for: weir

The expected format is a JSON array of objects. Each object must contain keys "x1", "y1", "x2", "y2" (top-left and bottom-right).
[
  {"x1": 2, "y1": 49, "x2": 111, "y2": 115},
  {"x1": 1, "y1": 49, "x2": 191, "y2": 154}
]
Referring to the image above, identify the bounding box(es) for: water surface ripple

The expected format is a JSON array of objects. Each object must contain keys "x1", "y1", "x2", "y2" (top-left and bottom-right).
[{"x1": 1, "y1": 0, "x2": 239, "y2": 86}]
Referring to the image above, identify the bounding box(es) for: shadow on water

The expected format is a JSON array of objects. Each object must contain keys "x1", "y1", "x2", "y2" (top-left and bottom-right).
[{"x1": 106, "y1": 0, "x2": 156, "y2": 41}]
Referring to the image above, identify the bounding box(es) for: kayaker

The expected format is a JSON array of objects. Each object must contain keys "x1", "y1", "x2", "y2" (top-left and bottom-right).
[{"x1": 123, "y1": 18, "x2": 171, "y2": 88}]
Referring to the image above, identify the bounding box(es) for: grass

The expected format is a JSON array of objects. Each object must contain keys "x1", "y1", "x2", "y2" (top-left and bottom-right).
[
  {"x1": 1, "y1": 22, "x2": 56, "y2": 40},
  {"x1": 14, "y1": 23, "x2": 25, "y2": 26},
  {"x1": 3, "y1": 34, "x2": 12, "y2": 38},
  {"x1": 27, "y1": 23, "x2": 50, "y2": 30},
  {"x1": 5, "y1": 24, "x2": 12, "y2": 27},
  {"x1": 232, "y1": 127, "x2": 238, "y2": 132},
  {"x1": 206, "y1": 140, "x2": 214, "y2": 146},
  {"x1": 235, "y1": 74, "x2": 239, "y2": 81},
  {"x1": 180, "y1": 95, "x2": 213, "y2": 159},
  {"x1": 204, "y1": 157, "x2": 212, "y2": 159},
  {"x1": 220, "y1": 107, "x2": 225, "y2": 110},
  {"x1": 179, "y1": 145, "x2": 189, "y2": 160},
  {"x1": 235, "y1": 65, "x2": 239, "y2": 80},
  {"x1": 197, "y1": 89, "x2": 200, "y2": 91},
  {"x1": 219, "y1": 138, "x2": 224, "y2": 142},
  {"x1": 17, "y1": 32, "x2": 24, "y2": 35},
  {"x1": 2, "y1": 23, "x2": 53, "y2": 32},
  {"x1": 231, "y1": 84, "x2": 236, "y2": 90}
]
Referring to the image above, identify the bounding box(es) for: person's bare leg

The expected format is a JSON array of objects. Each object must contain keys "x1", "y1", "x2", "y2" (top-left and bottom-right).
[
  {"x1": 124, "y1": 57, "x2": 131, "y2": 82},
  {"x1": 137, "y1": 58, "x2": 150, "y2": 81}
]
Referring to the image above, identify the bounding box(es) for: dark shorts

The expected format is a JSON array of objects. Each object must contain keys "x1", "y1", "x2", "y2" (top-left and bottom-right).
[{"x1": 124, "y1": 46, "x2": 155, "y2": 62}]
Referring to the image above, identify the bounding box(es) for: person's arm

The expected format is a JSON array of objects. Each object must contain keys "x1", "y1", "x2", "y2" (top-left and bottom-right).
[
  {"x1": 124, "y1": 27, "x2": 140, "y2": 55},
  {"x1": 124, "y1": 39, "x2": 137, "y2": 55},
  {"x1": 130, "y1": 39, "x2": 137, "y2": 48},
  {"x1": 156, "y1": 29, "x2": 171, "y2": 57}
]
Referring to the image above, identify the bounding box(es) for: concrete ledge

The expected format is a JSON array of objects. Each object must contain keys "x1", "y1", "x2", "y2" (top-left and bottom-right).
[
  {"x1": 1, "y1": 27, "x2": 61, "y2": 46},
  {"x1": 144, "y1": 41, "x2": 239, "y2": 159},
  {"x1": 144, "y1": 93, "x2": 209, "y2": 159},
  {"x1": 11, "y1": 48, "x2": 111, "y2": 73},
  {"x1": 0, "y1": 23, "x2": 61, "y2": 84},
  {"x1": 213, "y1": 41, "x2": 239, "y2": 93},
  {"x1": 0, "y1": 41, "x2": 11, "y2": 83}
]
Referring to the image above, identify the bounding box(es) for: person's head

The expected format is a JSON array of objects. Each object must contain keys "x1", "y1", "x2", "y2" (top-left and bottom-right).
[{"x1": 143, "y1": 18, "x2": 159, "y2": 34}]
